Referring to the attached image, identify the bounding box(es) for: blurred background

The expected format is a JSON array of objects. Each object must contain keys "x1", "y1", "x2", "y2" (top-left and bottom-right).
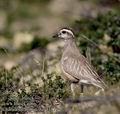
[{"x1": 0, "y1": 0, "x2": 120, "y2": 114}]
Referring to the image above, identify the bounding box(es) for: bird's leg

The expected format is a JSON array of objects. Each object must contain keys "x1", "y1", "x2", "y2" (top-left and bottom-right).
[
  {"x1": 71, "y1": 83, "x2": 75, "y2": 97},
  {"x1": 95, "y1": 88, "x2": 104, "y2": 96},
  {"x1": 80, "y1": 84, "x2": 84, "y2": 96},
  {"x1": 71, "y1": 83, "x2": 76, "y2": 98}
]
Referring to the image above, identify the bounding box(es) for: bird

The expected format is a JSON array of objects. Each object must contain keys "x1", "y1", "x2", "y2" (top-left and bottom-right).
[{"x1": 53, "y1": 27, "x2": 107, "y2": 97}]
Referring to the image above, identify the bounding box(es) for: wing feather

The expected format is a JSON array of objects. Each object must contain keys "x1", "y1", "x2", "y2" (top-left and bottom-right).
[{"x1": 61, "y1": 55, "x2": 106, "y2": 88}]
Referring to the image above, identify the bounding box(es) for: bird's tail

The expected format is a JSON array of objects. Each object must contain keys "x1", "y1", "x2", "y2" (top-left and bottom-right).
[{"x1": 93, "y1": 79, "x2": 108, "y2": 90}]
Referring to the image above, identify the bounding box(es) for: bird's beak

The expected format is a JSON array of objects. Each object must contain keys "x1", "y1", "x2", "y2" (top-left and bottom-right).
[{"x1": 53, "y1": 33, "x2": 58, "y2": 38}]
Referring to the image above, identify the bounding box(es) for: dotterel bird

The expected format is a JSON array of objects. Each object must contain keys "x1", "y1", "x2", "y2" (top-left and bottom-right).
[{"x1": 53, "y1": 28, "x2": 107, "y2": 96}]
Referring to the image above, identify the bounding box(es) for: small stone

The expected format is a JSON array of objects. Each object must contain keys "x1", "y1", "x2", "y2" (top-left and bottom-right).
[{"x1": 13, "y1": 32, "x2": 33, "y2": 49}]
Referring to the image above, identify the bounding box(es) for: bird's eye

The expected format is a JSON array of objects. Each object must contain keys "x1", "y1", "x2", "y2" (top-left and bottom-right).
[{"x1": 62, "y1": 31, "x2": 66, "y2": 34}]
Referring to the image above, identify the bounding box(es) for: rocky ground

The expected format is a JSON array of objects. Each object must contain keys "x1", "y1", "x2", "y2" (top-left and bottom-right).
[{"x1": 0, "y1": 0, "x2": 120, "y2": 114}]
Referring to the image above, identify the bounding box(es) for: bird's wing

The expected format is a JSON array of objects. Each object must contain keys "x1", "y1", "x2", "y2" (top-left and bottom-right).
[{"x1": 61, "y1": 55, "x2": 106, "y2": 88}]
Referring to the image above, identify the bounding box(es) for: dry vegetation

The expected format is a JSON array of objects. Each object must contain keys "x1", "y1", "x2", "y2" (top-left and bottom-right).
[{"x1": 0, "y1": 0, "x2": 120, "y2": 114}]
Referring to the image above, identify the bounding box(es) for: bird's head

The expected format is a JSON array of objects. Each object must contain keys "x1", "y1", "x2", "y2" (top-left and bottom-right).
[{"x1": 53, "y1": 28, "x2": 75, "y2": 40}]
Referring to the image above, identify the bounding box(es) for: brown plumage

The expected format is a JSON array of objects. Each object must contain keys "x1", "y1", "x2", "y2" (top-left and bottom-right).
[{"x1": 53, "y1": 28, "x2": 107, "y2": 96}]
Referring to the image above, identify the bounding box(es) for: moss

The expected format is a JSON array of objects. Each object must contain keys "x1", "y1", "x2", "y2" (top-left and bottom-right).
[
  {"x1": 0, "y1": 66, "x2": 68, "y2": 112},
  {"x1": 40, "y1": 72, "x2": 69, "y2": 100}
]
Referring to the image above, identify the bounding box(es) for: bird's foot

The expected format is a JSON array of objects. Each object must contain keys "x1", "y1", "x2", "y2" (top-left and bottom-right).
[
  {"x1": 95, "y1": 88, "x2": 104, "y2": 96},
  {"x1": 80, "y1": 92, "x2": 84, "y2": 96}
]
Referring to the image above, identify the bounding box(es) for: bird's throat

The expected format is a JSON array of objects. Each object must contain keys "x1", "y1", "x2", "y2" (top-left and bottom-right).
[{"x1": 64, "y1": 39, "x2": 75, "y2": 48}]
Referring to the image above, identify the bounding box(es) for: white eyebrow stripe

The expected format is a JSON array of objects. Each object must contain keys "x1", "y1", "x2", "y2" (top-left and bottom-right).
[{"x1": 60, "y1": 29, "x2": 74, "y2": 37}]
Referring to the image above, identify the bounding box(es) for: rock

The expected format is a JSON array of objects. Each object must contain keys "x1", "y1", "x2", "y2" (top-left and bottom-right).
[
  {"x1": 14, "y1": 40, "x2": 64, "y2": 87},
  {"x1": 99, "y1": 44, "x2": 113, "y2": 54},
  {"x1": 46, "y1": 40, "x2": 64, "y2": 74},
  {"x1": 1, "y1": 53, "x2": 24, "y2": 70},
  {"x1": 4, "y1": 61, "x2": 16, "y2": 70},
  {"x1": 46, "y1": 40, "x2": 64, "y2": 59},
  {"x1": 13, "y1": 32, "x2": 34, "y2": 49},
  {"x1": 103, "y1": 34, "x2": 111, "y2": 42},
  {"x1": 14, "y1": 48, "x2": 45, "y2": 87}
]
